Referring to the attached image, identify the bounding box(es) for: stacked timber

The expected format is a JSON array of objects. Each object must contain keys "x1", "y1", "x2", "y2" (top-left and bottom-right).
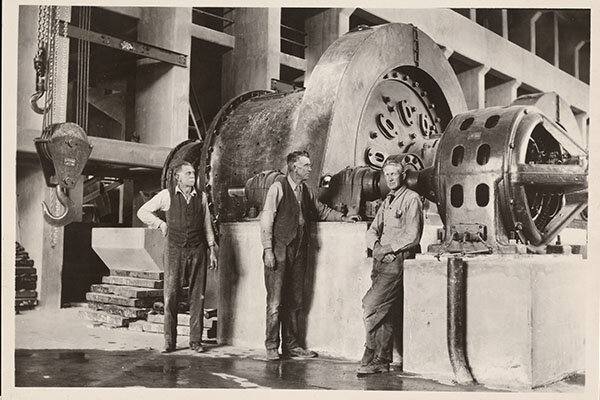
[
  {"x1": 81, "y1": 269, "x2": 164, "y2": 329},
  {"x1": 15, "y1": 242, "x2": 38, "y2": 311},
  {"x1": 129, "y1": 307, "x2": 217, "y2": 342}
]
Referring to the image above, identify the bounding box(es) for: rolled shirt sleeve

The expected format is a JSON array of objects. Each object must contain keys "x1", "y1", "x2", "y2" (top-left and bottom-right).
[
  {"x1": 365, "y1": 206, "x2": 384, "y2": 250},
  {"x1": 260, "y1": 182, "x2": 283, "y2": 250},
  {"x1": 136, "y1": 189, "x2": 169, "y2": 229},
  {"x1": 137, "y1": 189, "x2": 217, "y2": 247},
  {"x1": 307, "y1": 187, "x2": 344, "y2": 221},
  {"x1": 201, "y1": 192, "x2": 216, "y2": 247}
]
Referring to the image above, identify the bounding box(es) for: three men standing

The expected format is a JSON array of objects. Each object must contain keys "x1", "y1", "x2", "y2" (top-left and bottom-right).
[
  {"x1": 260, "y1": 151, "x2": 360, "y2": 361},
  {"x1": 137, "y1": 152, "x2": 423, "y2": 370},
  {"x1": 137, "y1": 161, "x2": 218, "y2": 353},
  {"x1": 358, "y1": 154, "x2": 424, "y2": 375}
]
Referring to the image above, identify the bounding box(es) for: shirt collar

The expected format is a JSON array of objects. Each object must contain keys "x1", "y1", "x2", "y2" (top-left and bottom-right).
[
  {"x1": 175, "y1": 185, "x2": 197, "y2": 197},
  {"x1": 287, "y1": 175, "x2": 301, "y2": 191},
  {"x1": 387, "y1": 185, "x2": 407, "y2": 201}
]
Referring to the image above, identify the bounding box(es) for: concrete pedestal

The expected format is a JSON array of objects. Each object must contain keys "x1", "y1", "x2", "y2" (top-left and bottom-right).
[
  {"x1": 92, "y1": 227, "x2": 166, "y2": 272},
  {"x1": 403, "y1": 254, "x2": 586, "y2": 389},
  {"x1": 218, "y1": 222, "x2": 586, "y2": 390},
  {"x1": 218, "y1": 221, "x2": 372, "y2": 360}
]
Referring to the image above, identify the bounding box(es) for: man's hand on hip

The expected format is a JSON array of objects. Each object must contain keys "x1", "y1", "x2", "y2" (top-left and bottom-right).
[
  {"x1": 263, "y1": 248, "x2": 276, "y2": 270},
  {"x1": 159, "y1": 221, "x2": 168, "y2": 237},
  {"x1": 373, "y1": 242, "x2": 393, "y2": 261}
]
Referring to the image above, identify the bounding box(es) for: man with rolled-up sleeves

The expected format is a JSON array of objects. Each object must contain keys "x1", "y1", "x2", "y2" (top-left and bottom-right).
[
  {"x1": 357, "y1": 155, "x2": 423, "y2": 376},
  {"x1": 137, "y1": 161, "x2": 218, "y2": 354}
]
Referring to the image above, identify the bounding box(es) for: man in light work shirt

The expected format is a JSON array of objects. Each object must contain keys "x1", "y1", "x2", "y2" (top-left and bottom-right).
[
  {"x1": 260, "y1": 150, "x2": 360, "y2": 361},
  {"x1": 137, "y1": 161, "x2": 218, "y2": 354},
  {"x1": 357, "y1": 154, "x2": 423, "y2": 375}
]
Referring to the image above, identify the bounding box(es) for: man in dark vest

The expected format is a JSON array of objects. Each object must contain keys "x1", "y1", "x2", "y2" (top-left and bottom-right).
[
  {"x1": 137, "y1": 161, "x2": 218, "y2": 353},
  {"x1": 260, "y1": 150, "x2": 360, "y2": 361}
]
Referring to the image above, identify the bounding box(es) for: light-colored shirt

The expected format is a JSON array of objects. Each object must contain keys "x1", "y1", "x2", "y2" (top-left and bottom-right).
[
  {"x1": 260, "y1": 175, "x2": 344, "y2": 249},
  {"x1": 366, "y1": 185, "x2": 423, "y2": 253},
  {"x1": 136, "y1": 186, "x2": 216, "y2": 247}
]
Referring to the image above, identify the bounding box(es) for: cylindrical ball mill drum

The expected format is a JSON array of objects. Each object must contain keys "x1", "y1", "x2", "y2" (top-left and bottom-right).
[{"x1": 200, "y1": 23, "x2": 468, "y2": 222}]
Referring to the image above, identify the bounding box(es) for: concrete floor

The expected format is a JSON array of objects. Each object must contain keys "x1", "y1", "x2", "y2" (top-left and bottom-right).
[{"x1": 11, "y1": 307, "x2": 585, "y2": 392}]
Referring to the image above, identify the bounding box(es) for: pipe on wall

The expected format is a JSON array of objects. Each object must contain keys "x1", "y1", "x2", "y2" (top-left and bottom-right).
[{"x1": 446, "y1": 256, "x2": 476, "y2": 384}]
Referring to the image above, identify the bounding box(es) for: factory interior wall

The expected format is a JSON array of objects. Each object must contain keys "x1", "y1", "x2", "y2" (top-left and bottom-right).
[{"x1": 16, "y1": 163, "x2": 45, "y2": 296}]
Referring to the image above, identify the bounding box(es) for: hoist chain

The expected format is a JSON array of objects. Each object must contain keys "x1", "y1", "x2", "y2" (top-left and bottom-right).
[{"x1": 31, "y1": 6, "x2": 55, "y2": 115}]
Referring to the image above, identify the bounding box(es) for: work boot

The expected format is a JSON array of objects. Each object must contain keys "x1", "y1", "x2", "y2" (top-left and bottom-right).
[
  {"x1": 360, "y1": 347, "x2": 375, "y2": 367},
  {"x1": 266, "y1": 349, "x2": 280, "y2": 361},
  {"x1": 161, "y1": 343, "x2": 176, "y2": 353},
  {"x1": 356, "y1": 356, "x2": 390, "y2": 376},
  {"x1": 284, "y1": 347, "x2": 318, "y2": 359},
  {"x1": 190, "y1": 342, "x2": 205, "y2": 353}
]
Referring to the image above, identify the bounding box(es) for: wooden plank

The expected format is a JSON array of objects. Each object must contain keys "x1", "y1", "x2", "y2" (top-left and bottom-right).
[
  {"x1": 16, "y1": 299, "x2": 39, "y2": 308},
  {"x1": 128, "y1": 321, "x2": 190, "y2": 336},
  {"x1": 78, "y1": 310, "x2": 130, "y2": 327},
  {"x1": 102, "y1": 275, "x2": 163, "y2": 289},
  {"x1": 86, "y1": 292, "x2": 157, "y2": 308},
  {"x1": 16, "y1": 290, "x2": 38, "y2": 299},
  {"x1": 16, "y1": 281, "x2": 37, "y2": 291},
  {"x1": 147, "y1": 313, "x2": 216, "y2": 327},
  {"x1": 87, "y1": 302, "x2": 150, "y2": 319},
  {"x1": 91, "y1": 284, "x2": 163, "y2": 298},
  {"x1": 16, "y1": 267, "x2": 36, "y2": 276},
  {"x1": 110, "y1": 270, "x2": 164, "y2": 281},
  {"x1": 16, "y1": 274, "x2": 38, "y2": 283}
]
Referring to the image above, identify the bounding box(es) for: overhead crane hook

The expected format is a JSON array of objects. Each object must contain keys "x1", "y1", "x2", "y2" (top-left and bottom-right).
[
  {"x1": 41, "y1": 186, "x2": 77, "y2": 226},
  {"x1": 34, "y1": 122, "x2": 93, "y2": 227}
]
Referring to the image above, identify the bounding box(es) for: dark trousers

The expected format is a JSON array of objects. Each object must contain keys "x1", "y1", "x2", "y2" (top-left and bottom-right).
[
  {"x1": 264, "y1": 233, "x2": 307, "y2": 351},
  {"x1": 362, "y1": 253, "x2": 404, "y2": 362},
  {"x1": 164, "y1": 242, "x2": 207, "y2": 346}
]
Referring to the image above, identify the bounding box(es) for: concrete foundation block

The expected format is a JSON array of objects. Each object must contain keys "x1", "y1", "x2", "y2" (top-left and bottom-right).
[
  {"x1": 218, "y1": 222, "x2": 373, "y2": 359},
  {"x1": 403, "y1": 254, "x2": 586, "y2": 389},
  {"x1": 217, "y1": 221, "x2": 587, "y2": 389},
  {"x1": 92, "y1": 228, "x2": 165, "y2": 272}
]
